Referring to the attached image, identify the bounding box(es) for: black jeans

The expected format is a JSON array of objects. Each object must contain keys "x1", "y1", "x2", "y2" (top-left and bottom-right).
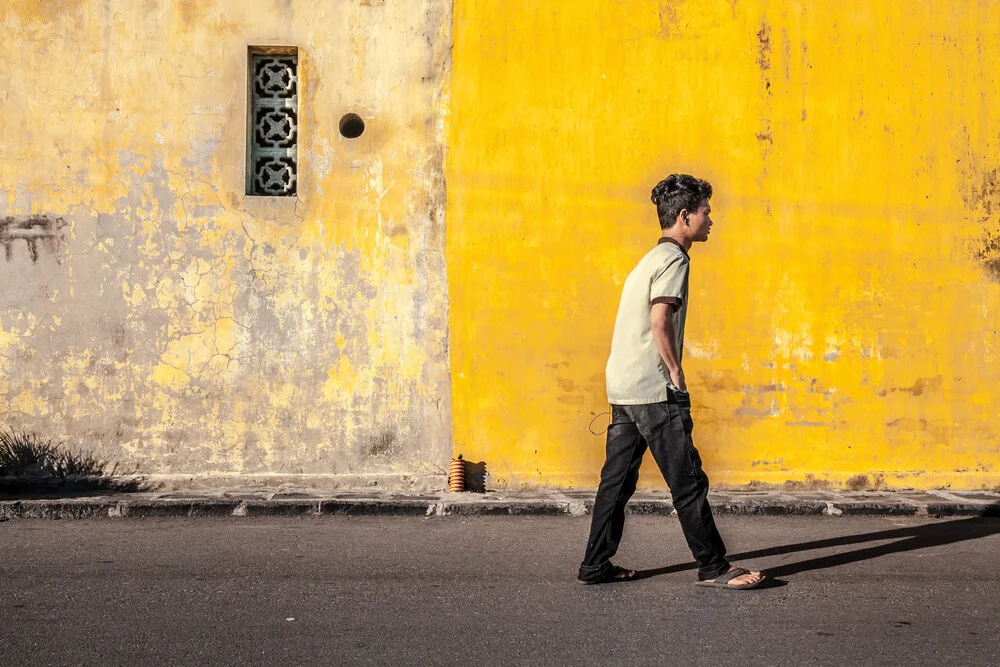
[{"x1": 579, "y1": 399, "x2": 730, "y2": 581}]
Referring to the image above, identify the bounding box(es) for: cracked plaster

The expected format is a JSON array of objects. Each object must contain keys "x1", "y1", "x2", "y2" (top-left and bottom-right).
[{"x1": 0, "y1": 0, "x2": 453, "y2": 483}]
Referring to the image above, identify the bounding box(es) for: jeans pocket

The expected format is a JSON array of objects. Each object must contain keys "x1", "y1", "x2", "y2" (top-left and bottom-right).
[{"x1": 635, "y1": 402, "x2": 674, "y2": 437}]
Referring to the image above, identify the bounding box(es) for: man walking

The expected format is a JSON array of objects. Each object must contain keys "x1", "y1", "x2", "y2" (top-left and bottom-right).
[{"x1": 578, "y1": 174, "x2": 764, "y2": 590}]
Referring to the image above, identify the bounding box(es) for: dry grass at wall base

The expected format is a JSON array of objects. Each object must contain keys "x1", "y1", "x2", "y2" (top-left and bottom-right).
[{"x1": 0, "y1": 428, "x2": 150, "y2": 497}]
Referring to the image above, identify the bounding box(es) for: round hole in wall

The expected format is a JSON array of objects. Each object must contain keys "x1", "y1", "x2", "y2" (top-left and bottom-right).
[{"x1": 339, "y1": 113, "x2": 365, "y2": 139}]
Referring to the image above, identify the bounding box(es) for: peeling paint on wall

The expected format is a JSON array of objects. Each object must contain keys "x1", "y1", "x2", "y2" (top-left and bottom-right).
[{"x1": 1, "y1": 0, "x2": 453, "y2": 486}]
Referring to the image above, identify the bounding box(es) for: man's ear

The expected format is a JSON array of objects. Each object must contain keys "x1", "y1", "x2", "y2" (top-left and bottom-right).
[{"x1": 677, "y1": 208, "x2": 689, "y2": 225}]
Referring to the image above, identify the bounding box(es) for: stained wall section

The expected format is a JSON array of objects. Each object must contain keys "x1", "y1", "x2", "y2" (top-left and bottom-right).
[
  {"x1": 0, "y1": 0, "x2": 453, "y2": 484},
  {"x1": 447, "y1": 1, "x2": 1000, "y2": 489}
]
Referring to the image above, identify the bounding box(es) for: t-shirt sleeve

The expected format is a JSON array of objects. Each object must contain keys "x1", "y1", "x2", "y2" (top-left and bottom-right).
[{"x1": 649, "y1": 255, "x2": 688, "y2": 308}]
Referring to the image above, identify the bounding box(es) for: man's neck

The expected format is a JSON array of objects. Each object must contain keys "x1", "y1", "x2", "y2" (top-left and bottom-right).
[{"x1": 661, "y1": 232, "x2": 692, "y2": 253}]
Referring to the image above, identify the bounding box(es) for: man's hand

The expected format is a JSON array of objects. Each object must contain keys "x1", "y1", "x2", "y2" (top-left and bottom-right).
[{"x1": 669, "y1": 367, "x2": 687, "y2": 392}]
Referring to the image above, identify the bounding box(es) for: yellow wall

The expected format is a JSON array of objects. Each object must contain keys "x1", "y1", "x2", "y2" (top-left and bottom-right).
[
  {"x1": 1, "y1": 0, "x2": 453, "y2": 485},
  {"x1": 448, "y1": 0, "x2": 1000, "y2": 490}
]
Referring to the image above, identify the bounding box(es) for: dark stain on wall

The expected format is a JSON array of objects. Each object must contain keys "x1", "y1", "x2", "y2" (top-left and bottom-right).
[
  {"x1": 782, "y1": 474, "x2": 833, "y2": 491},
  {"x1": 966, "y1": 167, "x2": 1000, "y2": 279},
  {"x1": 889, "y1": 375, "x2": 943, "y2": 397},
  {"x1": 0, "y1": 216, "x2": 66, "y2": 263},
  {"x1": 845, "y1": 474, "x2": 870, "y2": 491},
  {"x1": 958, "y1": 149, "x2": 1000, "y2": 281},
  {"x1": 368, "y1": 429, "x2": 397, "y2": 457},
  {"x1": 844, "y1": 473, "x2": 888, "y2": 491},
  {"x1": 973, "y1": 235, "x2": 1000, "y2": 280},
  {"x1": 961, "y1": 166, "x2": 1000, "y2": 215},
  {"x1": 756, "y1": 22, "x2": 774, "y2": 182},
  {"x1": 914, "y1": 376, "x2": 943, "y2": 396},
  {"x1": 756, "y1": 23, "x2": 772, "y2": 78}
]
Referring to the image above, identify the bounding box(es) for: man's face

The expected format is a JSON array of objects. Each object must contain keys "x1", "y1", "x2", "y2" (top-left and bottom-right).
[{"x1": 688, "y1": 199, "x2": 713, "y2": 242}]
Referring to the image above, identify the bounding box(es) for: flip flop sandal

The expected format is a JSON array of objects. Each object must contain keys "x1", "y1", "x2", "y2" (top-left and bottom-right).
[
  {"x1": 696, "y1": 567, "x2": 765, "y2": 590},
  {"x1": 576, "y1": 565, "x2": 638, "y2": 585}
]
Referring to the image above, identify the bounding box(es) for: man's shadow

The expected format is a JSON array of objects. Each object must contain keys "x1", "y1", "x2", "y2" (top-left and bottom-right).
[{"x1": 634, "y1": 516, "x2": 1000, "y2": 584}]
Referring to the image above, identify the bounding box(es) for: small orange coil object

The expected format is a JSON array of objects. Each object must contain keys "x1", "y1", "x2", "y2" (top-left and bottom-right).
[{"x1": 448, "y1": 455, "x2": 466, "y2": 493}]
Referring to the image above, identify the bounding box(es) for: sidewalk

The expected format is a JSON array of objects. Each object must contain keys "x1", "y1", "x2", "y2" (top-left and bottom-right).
[{"x1": 2, "y1": 488, "x2": 999, "y2": 520}]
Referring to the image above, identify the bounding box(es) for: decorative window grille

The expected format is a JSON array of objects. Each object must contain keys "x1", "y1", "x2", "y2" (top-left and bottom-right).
[{"x1": 247, "y1": 49, "x2": 299, "y2": 196}]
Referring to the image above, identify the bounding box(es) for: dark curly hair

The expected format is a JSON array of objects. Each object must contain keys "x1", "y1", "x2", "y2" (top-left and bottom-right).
[{"x1": 650, "y1": 174, "x2": 713, "y2": 230}]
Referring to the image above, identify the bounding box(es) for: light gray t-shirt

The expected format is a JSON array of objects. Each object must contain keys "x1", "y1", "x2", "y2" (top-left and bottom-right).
[{"x1": 605, "y1": 238, "x2": 690, "y2": 405}]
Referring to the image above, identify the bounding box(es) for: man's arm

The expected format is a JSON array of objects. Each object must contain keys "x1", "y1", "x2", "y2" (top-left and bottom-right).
[{"x1": 650, "y1": 301, "x2": 686, "y2": 391}]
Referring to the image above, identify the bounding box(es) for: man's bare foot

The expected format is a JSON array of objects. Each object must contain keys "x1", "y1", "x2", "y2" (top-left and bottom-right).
[{"x1": 695, "y1": 566, "x2": 765, "y2": 590}]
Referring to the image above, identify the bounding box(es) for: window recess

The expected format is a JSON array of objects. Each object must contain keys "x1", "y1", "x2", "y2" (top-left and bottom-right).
[{"x1": 247, "y1": 48, "x2": 299, "y2": 197}]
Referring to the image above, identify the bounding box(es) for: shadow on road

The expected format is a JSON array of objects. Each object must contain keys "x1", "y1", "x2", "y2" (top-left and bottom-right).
[{"x1": 635, "y1": 516, "x2": 1000, "y2": 582}]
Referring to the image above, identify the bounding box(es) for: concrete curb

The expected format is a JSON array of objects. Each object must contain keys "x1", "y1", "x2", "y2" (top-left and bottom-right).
[{"x1": 1, "y1": 492, "x2": 999, "y2": 520}]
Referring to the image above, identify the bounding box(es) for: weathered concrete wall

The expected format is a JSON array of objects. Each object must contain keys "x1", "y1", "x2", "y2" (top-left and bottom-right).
[
  {"x1": 1, "y1": 0, "x2": 453, "y2": 485},
  {"x1": 447, "y1": 0, "x2": 1000, "y2": 490}
]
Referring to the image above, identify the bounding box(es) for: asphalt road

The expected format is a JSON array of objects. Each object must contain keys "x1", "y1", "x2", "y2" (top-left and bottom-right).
[{"x1": 2, "y1": 515, "x2": 999, "y2": 666}]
